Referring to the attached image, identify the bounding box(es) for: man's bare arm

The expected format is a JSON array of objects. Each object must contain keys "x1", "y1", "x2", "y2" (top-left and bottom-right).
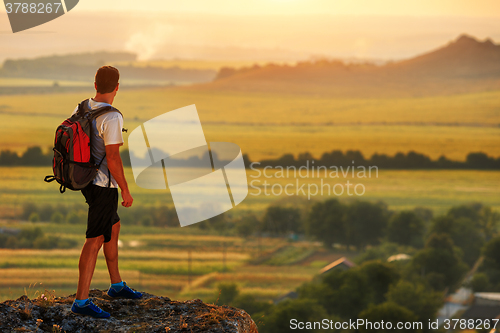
[{"x1": 106, "y1": 143, "x2": 133, "y2": 208}]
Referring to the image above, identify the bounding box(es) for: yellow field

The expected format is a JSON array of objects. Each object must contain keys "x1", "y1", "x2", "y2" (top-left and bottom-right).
[{"x1": 0, "y1": 88, "x2": 499, "y2": 160}]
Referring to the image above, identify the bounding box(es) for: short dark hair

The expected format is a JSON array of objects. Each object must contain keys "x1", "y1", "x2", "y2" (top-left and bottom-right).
[{"x1": 95, "y1": 66, "x2": 120, "y2": 94}]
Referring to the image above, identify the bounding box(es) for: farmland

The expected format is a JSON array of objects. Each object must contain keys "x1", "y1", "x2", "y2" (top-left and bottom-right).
[
  {"x1": 2, "y1": 164, "x2": 498, "y2": 303},
  {"x1": 0, "y1": 167, "x2": 499, "y2": 218},
  {"x1": 1, "y1": 76, "x2": 499, "y2": 310},
  {"x1": 0, "y1": 224, "x2": 327, "y2": 303},
  {"x1": 0, "y1": 87, "x2": 499, "y2": 160}
]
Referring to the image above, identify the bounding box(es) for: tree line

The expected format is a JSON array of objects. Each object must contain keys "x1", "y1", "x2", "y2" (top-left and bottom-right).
[
  {"x1": 0, "y1": 147, "x2": 135, "y2": 167},
  {"x1": 2, "y1": 146, "x2": 500, "y2": 169},
  {"x1": 250, "y1": 150, "x2": 500, "y2": 169},
  {"x1": 213, "y1": 201, "x2": 498, "y2": 332},
  {"x1": 0, "y1": 227, "x2": 76, "y2": 249}
]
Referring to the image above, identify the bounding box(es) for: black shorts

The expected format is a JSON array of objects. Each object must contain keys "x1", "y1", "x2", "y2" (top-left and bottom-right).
[{"x1": 81, "y1": 183, "x2": 120, "y2": 243}]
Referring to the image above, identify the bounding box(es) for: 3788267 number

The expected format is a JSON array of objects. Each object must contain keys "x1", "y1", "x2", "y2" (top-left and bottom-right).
[
  {"x1": 5, "y1": 2, "x2": 62, "y2": 14},
  {"x1": 443, "y1": 318, "x2": 499, "y2": 330}
]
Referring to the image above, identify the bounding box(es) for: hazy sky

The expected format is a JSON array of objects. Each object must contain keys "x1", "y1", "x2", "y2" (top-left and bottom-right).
[
  {"x1": 74, "y1": 0, "x2": 500, "y2": 17},
  {"x1": 1, "y1": 1, "x2": 500, "y2": 62}
]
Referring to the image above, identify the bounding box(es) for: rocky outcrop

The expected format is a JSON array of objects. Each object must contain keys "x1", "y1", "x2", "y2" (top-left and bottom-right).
[{"x1": 0, "y1": 289, "x2": 258, "y2": 333}]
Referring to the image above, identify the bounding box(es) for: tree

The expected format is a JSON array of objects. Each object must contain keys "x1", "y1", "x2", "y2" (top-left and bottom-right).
[
  {"x1": 470, "y1": 237, "x2": 500, "y2": 291},
  {"x1": 358, "y1": 261, "x2": 400, "y2": 304},
  {"x1": 261, "y1": 205, "x2": 302, "y2": 236},
  {"x1": 306, "y1": 199, "x2": 346, "y2": 248},
  {"x1": 447, "y1": 203, "x2": 482, "y2": 225},
  {"x1": 483, "y1": 236, "x2": 500, "y2": 270},
  {"x1": 235, "y1": 214, "x2": 260, "y2": 238},
  {"x1": 405, "y1": 151, "x2": 433, "y2": 169},
  {"x1": 141, "y1": 215, "x2": 153, "y2": 226},
  {"x1": 66, "y1": 211, "x2": 85, "y2": 224},
  {"x1": 478, "y1": 206, "x2": 500, "y2": 241},
  {"x1": 411, "y1": 233, "x2": 468, "y2": 291},
  {"x1": 18, "y1": 227, "x2": 44, "y2": 243},
  {"x1": 39, "y1": 204, "x2": 54, "y2": 221},
  {"x1": 467, "y1": 273, "x2": 491, "y2": 292},
  {"x1": 20, "y1": 146, "x2": 48, "y2": 166},
  {"x1": 21, "y1": 202, "x2": 38, "y2": 220},
  {"x1": 152, "y1": 206, "x2": 179, "y2": 227},
  {"x1": 258, "y1": 299, "x2": 328, "y2": 333},
  {"x1": 428, "y1": 215, "x2": 484, "y2": 266},
  {"x1": 28, "y1": 212, "x2": 40, "y2": 223},
  {"x1": 344, "y1": 201, "x2": 388, "y2": 250},
  {"x1": 0, "y1": 150, "x2": 20, "y2": 165},
  {"x1": 413, "y1": 207, "x2": 433, "y2": 223},
  {"x1": 50, "y1": 212, "x2": 64, "y2": 224},
  {"x1": 386, "y1": 280, "x2": 443, "y2": 332},
  {"x1": 299, "y1": 268, "x2": 371, "y2": 319},
  {"x1": 299, "y1": 261, "x2": 398, "y2": 319},
  {"x1": 358, "y1": 302, "x2": 421, "y2": 333},
  {"x1": 387, "y1": 211, "x2": 425, "y2": 248},
  {"x1": 466, "y1": 152, "x2": 496, "y2": 169}
]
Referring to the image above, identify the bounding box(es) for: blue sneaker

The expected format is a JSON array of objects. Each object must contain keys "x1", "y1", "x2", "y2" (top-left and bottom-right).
[
  {"x1": 107, "y1": 281, "x2": 142, "y2": 299},
  {"x1": 71, "y1": 299, "x2": 110, "y2": 318}
]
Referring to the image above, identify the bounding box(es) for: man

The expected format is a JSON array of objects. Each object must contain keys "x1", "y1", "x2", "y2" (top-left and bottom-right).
[{"x1": 71, "y1": 66, "x2": 141, "y2": 318}]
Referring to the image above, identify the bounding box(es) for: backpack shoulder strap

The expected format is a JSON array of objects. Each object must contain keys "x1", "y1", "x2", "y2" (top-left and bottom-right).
[
  {"x1": 76, "y1": 99, "x2": 90, "y2": 117},
  {"x1": 89, "y1": 105, "x2": 123, "y2": 120}
]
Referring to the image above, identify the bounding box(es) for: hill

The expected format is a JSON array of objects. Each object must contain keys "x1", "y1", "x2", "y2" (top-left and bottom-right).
[
  {"x1": 0, "y1": 52, "x2": 216, "y2": 86},
  {"x1": 0, "y1": 289, "x2": 257, "y2": 333},
  {"x1": 188, "y1": 34, "x2": 500, "y2": 97}
]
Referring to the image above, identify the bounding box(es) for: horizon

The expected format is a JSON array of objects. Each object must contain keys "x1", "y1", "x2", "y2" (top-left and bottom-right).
[
  {"x1": 1, "y1": 32, "x2": 497, "y2": 67},
  {"x1": 1, "y1": 9, "x2": 500, "y2": 63}
]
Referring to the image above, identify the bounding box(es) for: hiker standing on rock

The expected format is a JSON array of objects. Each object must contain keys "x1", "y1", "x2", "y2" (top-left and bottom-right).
[{"x1": 70, "y1": 66, "x2": 142, "y2": 318}]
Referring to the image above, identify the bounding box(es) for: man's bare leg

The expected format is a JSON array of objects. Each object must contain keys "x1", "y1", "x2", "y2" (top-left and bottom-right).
[
  {"x1": 104, "y1": 221, "x2": 122, "y2": 284},
  {"x1": 76, "y1": 235, "x2": 105, "y2": 300}
]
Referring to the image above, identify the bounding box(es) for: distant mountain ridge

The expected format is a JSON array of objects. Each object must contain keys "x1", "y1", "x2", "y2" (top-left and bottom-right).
[
  {"x1": 190, "y1": 34, "x2": 500, "y2": 97},
  {"x1": 389, "y1": 34, "x2": 500, "y2": 78},
  {"x1": 0, "y1": 52, "x2": 216, "y2": 86}
]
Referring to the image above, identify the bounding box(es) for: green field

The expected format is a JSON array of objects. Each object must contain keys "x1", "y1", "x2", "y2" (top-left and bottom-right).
[
  {"x1": 0, "y1": 87, "x2": 499, "y2": 160},
  {"x1": 0, "y1": 167, "x2": 499, "y2": 218}
]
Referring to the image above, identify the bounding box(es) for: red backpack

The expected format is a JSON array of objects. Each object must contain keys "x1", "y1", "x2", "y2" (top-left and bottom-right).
[{"x1": 44, "y1": 99, "x2": 122, "y2": 193}]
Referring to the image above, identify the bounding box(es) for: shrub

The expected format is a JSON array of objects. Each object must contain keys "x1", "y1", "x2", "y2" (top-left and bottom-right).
[
  {"x1": 141, "y1": 215, "x2": 153, "y2": 226},
  {"x1": 468, "y1": 273, "x2": 491, "y2": 292},
  {"x1": 5, "y1": 236, "x2": 18, "y2": 248},
  {"x1": 66, "y1": 211, "x2": 85, "y2": 224},
  {"x1": 28, "y1": 212, "x2": 40, "y2": 223},
  {"x1": 216, "y1": 283, "x2": 239, "y2": 305},
  {"x1": 21, "y1": 202, "x2": 37, "y2": 220},
  {"x1": 50, "y1": 212, "x2": 64, "y2": 224},
  {"x1": 38, "y1": 205, "x2": 54, "y2": 221},
  {"x1": 258, "y1": 299, "x2": 328, "y2": 333},
  {"x1": 232, "y1": 294, "x2": 272, "y2": 316}
]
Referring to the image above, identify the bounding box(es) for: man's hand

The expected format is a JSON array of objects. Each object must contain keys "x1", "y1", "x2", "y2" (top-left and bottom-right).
[{"x1": 121, "y1": 189, "x2": 133, "y2": 208}]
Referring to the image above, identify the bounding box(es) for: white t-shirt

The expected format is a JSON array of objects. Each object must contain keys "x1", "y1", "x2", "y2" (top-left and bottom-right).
[{"x1": 72, "y1": 98, "x2": 124, "y2": 188}]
